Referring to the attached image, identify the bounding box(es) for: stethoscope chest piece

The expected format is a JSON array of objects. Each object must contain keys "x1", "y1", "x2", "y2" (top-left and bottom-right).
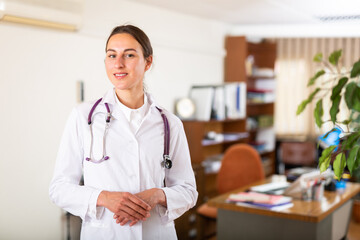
[{"x1": 162, "y1": 155, "x2": 172, "y2": 169}]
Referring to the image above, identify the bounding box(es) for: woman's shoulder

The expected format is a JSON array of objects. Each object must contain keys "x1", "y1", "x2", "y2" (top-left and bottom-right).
[
  {"x1": 74, "y1": 99, "x2": 101, "y2": 116},
  {"x1": 152, "y1": 106, "x2": 184, "y2": 134}
]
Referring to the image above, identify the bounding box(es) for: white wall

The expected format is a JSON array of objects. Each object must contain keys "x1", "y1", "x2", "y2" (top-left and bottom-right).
[{"x1": 0, "y1": 0, "x2": 229, "y2": 239}]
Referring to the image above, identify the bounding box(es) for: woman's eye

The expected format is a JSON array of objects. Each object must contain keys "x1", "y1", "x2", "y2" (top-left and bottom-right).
[
  {"x1": 125, "y1": 54, "x2": 135, "y2": 58},
  {"x1": 107, "y1": 54, "x2": 116, "y2": 59}
]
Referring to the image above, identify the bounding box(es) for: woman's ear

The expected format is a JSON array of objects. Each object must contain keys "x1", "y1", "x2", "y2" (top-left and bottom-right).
[{"x1": 145, "y1": 56, "x2": 153, "y2": 71}]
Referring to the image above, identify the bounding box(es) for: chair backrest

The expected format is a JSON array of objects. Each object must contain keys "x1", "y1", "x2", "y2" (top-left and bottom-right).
[
  {"x1": 279, "y1": 141, "x2": 317, "y2": 166},
  {"x1": 217, "y1": 144, "x2": 265, "y2": 194}
]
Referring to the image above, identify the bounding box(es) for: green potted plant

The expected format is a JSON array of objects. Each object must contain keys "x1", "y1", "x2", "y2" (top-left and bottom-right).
[
  {"x1": 297, "y1": 49, "x2": 360, "y2": 222},
  {"x1": 297, "y1": 50, "x2": 360, "y2": 179}
]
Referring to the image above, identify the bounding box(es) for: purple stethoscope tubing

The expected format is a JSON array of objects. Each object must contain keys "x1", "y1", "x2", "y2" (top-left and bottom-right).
[
  {"x1": 85, "y1": 98, "x2": 172, "y2": 169},
  {"x1": 85, "y1": 98, "x2": 111, "y2": 163},
  {"x1": 157, "y1": 107, "x2": 172, "y2": 169}
]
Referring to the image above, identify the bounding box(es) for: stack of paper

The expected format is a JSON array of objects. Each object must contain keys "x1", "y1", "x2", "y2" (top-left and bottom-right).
[{"x1": 227, "y1": 192, "x2": 293, "y2": 210}]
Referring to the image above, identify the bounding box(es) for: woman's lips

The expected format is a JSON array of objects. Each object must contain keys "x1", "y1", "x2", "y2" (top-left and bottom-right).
[{"x1": 114, "y1": 73, "x2": 128, "y2": 79}]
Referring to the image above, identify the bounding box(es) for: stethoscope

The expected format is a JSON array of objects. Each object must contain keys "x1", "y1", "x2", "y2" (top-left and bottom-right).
[{"x1": 85, "y1": 98, "x2": 172, "y2": 169}]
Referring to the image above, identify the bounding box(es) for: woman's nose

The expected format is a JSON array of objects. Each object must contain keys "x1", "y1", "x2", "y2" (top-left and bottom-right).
[{"x1": 114, "y1": 57, "x2": 125, "y2": 68}]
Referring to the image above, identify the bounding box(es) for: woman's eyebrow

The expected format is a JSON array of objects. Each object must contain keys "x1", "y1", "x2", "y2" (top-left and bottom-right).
[
  {"x1": 106, "y1": 48, "x2": 137, "y2": 53},
  {"x1": 124, "y1": 48, "x2": 137, "y2": 52}
]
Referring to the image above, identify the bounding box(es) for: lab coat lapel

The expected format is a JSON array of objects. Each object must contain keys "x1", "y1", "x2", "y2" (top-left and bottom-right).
[{"x1": 100, "y1": 89, "x2": 126, "y2": 122}]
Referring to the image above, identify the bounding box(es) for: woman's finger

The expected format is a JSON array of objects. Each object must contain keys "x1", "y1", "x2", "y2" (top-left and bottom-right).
[
  {"x1": 120, "y1": 218, "x2": 130, "y2": 226},
  {"x1": 126, "y1": 193, "x2": 151, "y2": 211},
  {"x1": 129, "y1": 220, "x2": 138, "y2": 227}
]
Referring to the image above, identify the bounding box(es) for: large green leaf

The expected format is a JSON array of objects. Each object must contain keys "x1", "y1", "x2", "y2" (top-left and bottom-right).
[
  {"x1": 340, "y1": 132, "x2": 360, "y2": 151},
  {"x1": 350, "y1": 59, "x2": 360, "y2": 78},
  {"x1": 348, "y1": 145, "x2": 360, "y2": 175},
  {"x1": 333, "y1": 153, "x2": 346, "y2": 179},
  {"x1": 331, "y1": 77, "x2": 348, "y2": 100},
  {"x1": 297, "y1": 99, "x2": 309, "y2": 116},
  {"x1": 329, "y1": 50, "x2": 342, "y2": 66},
  {"x1": 313, "y1": 53, "x2": 323, "y2": 62},
  {"x1": 308, "y1": 70, "x2": 325, "y2": 86},
  {"x1": 341, "y1": 119, "x2": 352, "y2": 125},
  {"x1": 319, "y1": 145, "x2": 336, "y2": 172},
  {"x1": 314, "y1": 99, "x2": 323, "y2": 128},
  {"x1": 330, "y1": 95, "x2": 341, "y2": 123},
  {"x1": 296, "y1": 88, "x2": 320, "y2": 115},
  {"x1": 345, "y1": 82, "x2": 360, "y2": 112}
]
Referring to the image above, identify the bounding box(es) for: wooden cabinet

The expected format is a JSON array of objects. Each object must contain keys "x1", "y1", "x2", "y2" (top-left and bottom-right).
[
  {"x1": 175, "y1": 164, "x2": 204, "y2": 240},
  {"x1": 183, "y1": 119, "x2": 247, "y2": 199},
  {"x1": 225, "y1": 36, "x2": 277, "y2": 176},
  {"x1": 175, "y1": 119, "x2": 248, "y2": 239}
]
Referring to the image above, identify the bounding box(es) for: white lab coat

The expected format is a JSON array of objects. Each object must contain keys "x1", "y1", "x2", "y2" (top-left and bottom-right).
[{"x1": 49, "y1": 89, "x2": 198, "y2": 240}]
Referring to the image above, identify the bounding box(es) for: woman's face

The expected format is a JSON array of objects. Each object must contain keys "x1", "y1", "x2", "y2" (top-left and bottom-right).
[{"x1": 105, "y1": 33, "x2": 152, "y2": 94}]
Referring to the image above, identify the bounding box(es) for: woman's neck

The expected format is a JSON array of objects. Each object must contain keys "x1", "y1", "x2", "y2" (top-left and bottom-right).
[{"x1": 115, "y1": 89, "x2": 144, "y2": 109}]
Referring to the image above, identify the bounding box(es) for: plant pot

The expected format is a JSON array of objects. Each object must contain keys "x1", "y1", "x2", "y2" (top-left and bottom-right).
[{"x1": 353, "y1": 199, "x2": 360, "y2": 223}]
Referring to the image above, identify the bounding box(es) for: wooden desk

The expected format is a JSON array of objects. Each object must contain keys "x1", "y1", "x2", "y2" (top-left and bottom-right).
[{"x1": 208, "y1": 179, "x2": 360, "y2": 240}]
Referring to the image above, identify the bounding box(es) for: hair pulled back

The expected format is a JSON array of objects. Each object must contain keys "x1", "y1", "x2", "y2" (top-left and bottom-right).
[{"x1": 105, "y1": 25, "x2": 153, "y2": 60}]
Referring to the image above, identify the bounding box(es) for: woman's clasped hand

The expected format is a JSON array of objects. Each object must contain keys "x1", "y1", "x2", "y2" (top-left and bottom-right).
[
  {"x1": 98, "y1": 191, "x2": 150, "y2": 226},
  {"x1": 98, "y1": 188, "x2": 167, "y2": 226}
]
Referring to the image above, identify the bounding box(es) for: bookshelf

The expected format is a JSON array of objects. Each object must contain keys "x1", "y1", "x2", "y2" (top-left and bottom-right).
[
  {"x1": 175, "y1": 36, "x2": 277, "y2": 239},
  {"x1": 225, "y1": 36, "x2": 277, "y2": 176},
  {"x1": 176, "y1": 119, "x2": 248, "y2": 239},
  {"x1": 182, "y1": 119, "x2": 248, "y2": 197}
]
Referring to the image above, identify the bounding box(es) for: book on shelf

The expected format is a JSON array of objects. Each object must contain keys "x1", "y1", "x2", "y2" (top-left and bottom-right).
[
  {"x1": 251, "y1": 68, "x2": 275, "y2": 78},
  {"x1": 247, "y1": 89, "x2": 275, "y2": 103},
  {"x1": 254, "y1": 78, "x2": 276, "y2": 91},
  {"x1": 202, "y1": 132, "x2": 249, "y2": 146},
  {"x1": 227, "y1": 191, "x2": 293, "y2": 210},
  {"x1": 202, "y1": 153, "x2": 224, "y2": 174},
  {"x1": 189, "y1": 83, "x2": 246, "y2": 121},
  {"x1": 189, "y1": 86, "x2": 214, "y2": 121},
  {"x1": 212, "y1": 86, "x2": 225, "y2": 120},
  {"x1": 246, "y1": 115, "x2": 274, "y2": 130},
  {"x1": 256, "y1": 127, "x2": 275, "y2": 152},
  {"x1": 249, "y1": 141, "x2": 266, "y2": 152},
  {"x1": 224, "y1": 82, "x2": 246, "y2": 119}
]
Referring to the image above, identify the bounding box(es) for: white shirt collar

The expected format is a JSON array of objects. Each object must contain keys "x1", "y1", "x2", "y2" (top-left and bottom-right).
[{"x1": 113, "y1": 90, "x2": 149, "y2": 123}]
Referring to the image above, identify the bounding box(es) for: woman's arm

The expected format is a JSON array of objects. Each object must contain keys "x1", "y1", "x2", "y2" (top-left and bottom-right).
[{"x1": 159, "y1": 120, "x2": 198, "y2": 223}]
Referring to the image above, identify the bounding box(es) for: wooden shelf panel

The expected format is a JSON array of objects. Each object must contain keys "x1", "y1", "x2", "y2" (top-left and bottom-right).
[
  {"x1": 248, "y1": 76, "x2": 275, "y2": 81},
  {"x1": 247, "y1": 41, "x2": 277, "y2": 69},
  {"x1": 248, "y1": 126, "x2": 274, "y2": 133},
  {"x1": 247, "y1": 102, "x2": 274, "y2": 116},
  {"x1": 202, "y1": 132, "x2": 249, "y2": 146},
  {"x1": 259, "y1": 149, "x2": 275, "y2": 156}
]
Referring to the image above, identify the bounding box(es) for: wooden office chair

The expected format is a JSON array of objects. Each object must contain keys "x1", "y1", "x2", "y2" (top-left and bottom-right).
[{"x1": 197, "y1": 143, "x2": 265, "y2": 239}]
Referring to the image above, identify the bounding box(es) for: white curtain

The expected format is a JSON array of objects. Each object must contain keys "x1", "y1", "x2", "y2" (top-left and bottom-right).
[{"x1": 273, "y1": 38, "x2": 360, "y2": 138}]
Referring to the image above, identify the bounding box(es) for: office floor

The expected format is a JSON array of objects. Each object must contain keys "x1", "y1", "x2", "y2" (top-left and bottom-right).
[{"x1": 348, "y1": 217, "x2": 360, "y2": 240}]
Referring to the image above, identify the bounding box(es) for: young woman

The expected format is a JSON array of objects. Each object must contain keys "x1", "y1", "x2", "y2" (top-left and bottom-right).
[{"x1": 49, "y1": 25, "x2": 198, "y2": 239}]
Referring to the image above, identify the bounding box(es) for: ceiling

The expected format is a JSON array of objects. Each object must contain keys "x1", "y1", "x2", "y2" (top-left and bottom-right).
[{"x1": 132, "y1": 0, "x2": 360, "y2": 25}]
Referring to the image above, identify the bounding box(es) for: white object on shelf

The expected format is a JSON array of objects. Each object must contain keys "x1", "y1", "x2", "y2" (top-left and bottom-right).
[
  {"x1": 224, "y1": 82, "x2": 246, "y2": 119},
  {"x1": 190, "y1": 86, "x2": 214, "y2": 121},
  {"x1": 252, "y1": 68, "x2": 275, "y2": 77},
  {"x1": 256, "y1": 127, "x2": 275, "y2": 151}
]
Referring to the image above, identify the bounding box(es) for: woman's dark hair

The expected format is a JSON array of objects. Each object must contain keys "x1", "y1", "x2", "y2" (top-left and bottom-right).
[{"x1": 105, "y1": 25, "x2": 153, "y2": 60}]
